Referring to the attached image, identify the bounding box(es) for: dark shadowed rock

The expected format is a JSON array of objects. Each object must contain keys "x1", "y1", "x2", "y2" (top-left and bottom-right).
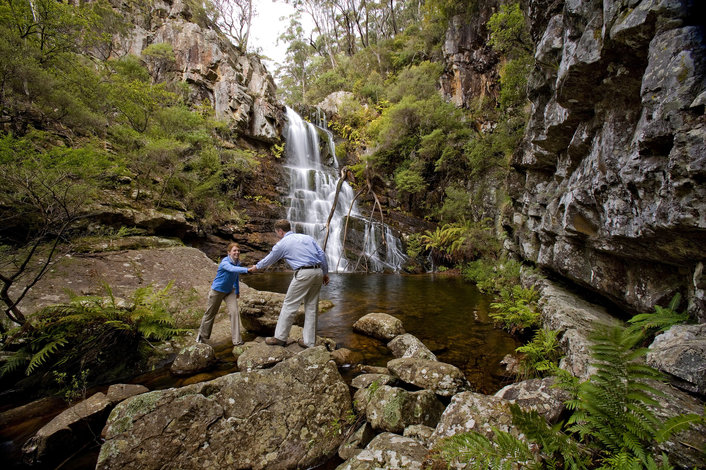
[
  {"x1": 22, "y1": 384, "x2": 147, "y2": 466},
  {"x1": 97, "y1": 348, "x2": 352, "y2": 470},
  {"x1": 338, "y1": 422, "x2": 376, "y2": 461}
]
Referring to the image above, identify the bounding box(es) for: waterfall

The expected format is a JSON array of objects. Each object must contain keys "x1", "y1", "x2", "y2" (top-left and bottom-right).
[{"x1": 284, "y1": 107, "x2": 406, "y2": 272}]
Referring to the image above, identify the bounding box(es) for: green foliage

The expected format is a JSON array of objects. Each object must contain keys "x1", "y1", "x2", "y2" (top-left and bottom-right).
[
  {"x1": 436, "y1": 426, "x2": 538, "y2": 469},
  {"x1": 386, "y1": 61, "x2": 443, "y2": 103},
  {"x1": 626, "y1": 294, "x2": 691, "y2": 341},
  {"x1": 0, "y1": 283, "x2": 186, "y2": 386},
  {"x1": 566, "y1": 327, "x2": 666, "y2": 462},
  {"x1": 490, "y1": 285, "x2": 540, "y2": 334},
  {"x1": 461, "y1": 257, "x2": 524, "y2": 293},
  {"x1": 515, "y1": 328, "x2": 563, "y2": 379},
  {"x1": 487, "y1": 3, "x2": 532, "y2": 58}
]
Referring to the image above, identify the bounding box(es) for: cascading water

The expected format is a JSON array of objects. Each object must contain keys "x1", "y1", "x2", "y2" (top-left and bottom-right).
[{"x1": 284, "y1": 107, "x2": 407, "y2": 272}]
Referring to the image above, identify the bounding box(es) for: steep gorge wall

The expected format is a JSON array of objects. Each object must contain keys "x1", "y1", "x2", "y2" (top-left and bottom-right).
[
  {"x1": 108, "y1": 0, "x2": 283, "y2": 142},
  {"x1": 507, "y1": 0, "x2": 705, "y2": 320}
]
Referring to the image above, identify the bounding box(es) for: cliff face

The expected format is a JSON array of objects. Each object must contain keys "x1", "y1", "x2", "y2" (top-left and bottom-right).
[
  {"x1": 507, "y1": 0, "x2": 705, "y2": 320},
  {"x1": 440, "y1": 2, "x2": 500, "y2": 108},
  {"x1": 109, "y1": 0, "x2": 283, "y2": 142}
]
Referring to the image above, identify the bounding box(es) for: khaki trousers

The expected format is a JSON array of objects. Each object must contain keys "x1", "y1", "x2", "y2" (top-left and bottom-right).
[
  {"x1": 274, "y1": 268, "x2": 323, "y2": 347},
  {"x1": 198, "y1": 289, "x2": 242, "y2": 344}
]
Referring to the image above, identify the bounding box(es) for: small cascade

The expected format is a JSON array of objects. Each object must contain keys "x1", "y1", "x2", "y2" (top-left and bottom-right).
[{"x1": 284, "y1": 107, "x2": 406, "y2": 272}]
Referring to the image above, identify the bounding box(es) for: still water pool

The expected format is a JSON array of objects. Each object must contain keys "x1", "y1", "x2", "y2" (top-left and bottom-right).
[{"x1": 244, "y1": 273, "x2": 520, "y2": 394}]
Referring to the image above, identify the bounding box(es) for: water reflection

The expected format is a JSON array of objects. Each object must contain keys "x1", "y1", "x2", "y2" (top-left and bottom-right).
[{"x1": 244, "y1": 273, "x2": 520, "y2": 394}]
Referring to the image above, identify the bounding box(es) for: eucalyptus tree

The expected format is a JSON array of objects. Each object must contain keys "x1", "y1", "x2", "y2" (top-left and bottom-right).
[{"x1": 212, "y1": 0, "x2": 254, "y2": 52}]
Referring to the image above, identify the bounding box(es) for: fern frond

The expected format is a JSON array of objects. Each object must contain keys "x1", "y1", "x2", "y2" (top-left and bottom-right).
[
  {"x1": 26, "y1": 337, "x2": 68, "y2": 375},
  {"x1": 657, "y1": 412, "x2": 705, "y2": 443},
  {"x1": 0, "y1": 350, "x2": 31, "y2": 377}
]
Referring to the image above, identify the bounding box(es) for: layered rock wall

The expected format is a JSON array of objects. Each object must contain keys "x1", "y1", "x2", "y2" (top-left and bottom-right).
[
  {"x1": 108, "y1": 0, "x2": 283, "y2": 142},
  {"x1": 507, "y1": 0, "x2": 706, "y2": 320}
]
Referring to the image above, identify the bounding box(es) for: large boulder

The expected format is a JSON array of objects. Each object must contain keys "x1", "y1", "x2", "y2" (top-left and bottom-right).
[
  {"x1": 336, "y1": 432, "x2": 429, "y2": 470},
  {"x1": 428, "y1": 391, "x2": 517, "y2": 448},
  {"x1": 353, "y1": 313, "x2": 405, "y2": 341},
  {"x1": 528, "y1": 274, "x2": 622, "y2": 379},
  {"x1": 387, "y1": 357, "x2": 471, "y2": 397},
  {"x1": 239, "y1": 288, "x2": 334, "y2": 334},
  {"x1": 494, "y1": 377, "x2": 571, "y2": 424},
  {"x1": 353, "y1": 385, "x2": 445, "y2": 433},
  {"x1": 22, "y1": 384, "x2": 147, "y2": 466},
  {"x1": 170, "y1": 342, "x2": 216, "y2": 376},
  {"x1": 647, "y1": 323, "x2": 706, "y2": 395},
  {"x1": 387, "y1": 334, "x2": 437, "y2": 361},
  {"x1": 97, "y1": 348, "x2": 352, "y2": 469}
]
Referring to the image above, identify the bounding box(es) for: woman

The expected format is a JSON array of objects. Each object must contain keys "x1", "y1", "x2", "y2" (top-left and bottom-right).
[{"x1": 196, "y1": 242, "x2": 249, "y2": 346}]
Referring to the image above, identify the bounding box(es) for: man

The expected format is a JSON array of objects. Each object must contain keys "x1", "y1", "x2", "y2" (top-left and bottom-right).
[
  {"x1": 249, "y1": 219, "x2": 329, "y2": 347},
  {"x1": 197, "y1": 242, "x2": 249, "y2": 346}
]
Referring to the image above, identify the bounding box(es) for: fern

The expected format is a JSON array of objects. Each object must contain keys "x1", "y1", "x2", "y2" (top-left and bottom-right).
[
  {"x1": 436, "y1": 427, "x2": 539, "y2": 470},
  {"x1": 515, "y1": 328, "x2": 562, "y2": 379},
  {"x1": 1, "y1": 282, "x2": 186, "y2": 389},
  {"x1": 490, "y1": 285, "x2": 540, "y2": 334},
  {"x1": 626, "y1": 294, "x2": 691, "y2": 341},
  {"x1": 566, "y1": 326, "x2": 668, "y2": 465}
]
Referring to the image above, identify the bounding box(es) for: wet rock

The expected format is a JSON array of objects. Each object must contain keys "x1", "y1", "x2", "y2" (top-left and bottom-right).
[
  {"x1": 353, "y1": 385, "x2": 445, "y2": 433},
  {"x1": 647, "y1": 324, "x2": 706, "y2": 395},
  {"x1": 387, "y1": 334, "x2": 437, "y2": 361},
  {"x1": 494, "y1": 377, "x2": 571, "y2": 424},
  {"x1": 98, "y1": 348, "x2": 352, "y2": 470},
  {"x1": 336, "y1": 432, "x2": 428, "y2": 470},
  {"x1": 170, "y1": 342, "x2": 216, "y2": 376},
  {"x1": 331, "y1": 347, "x2": 364, "y2": 367},
  {"x1": 353, "y1": 313, "x2": 405, "y2": 341},
  {"x1": 387, "y1": 357, "x2": 471, "y2": 397},
  {"x1": 22, "y1": 384, "x2": 147, "y2": 466}
]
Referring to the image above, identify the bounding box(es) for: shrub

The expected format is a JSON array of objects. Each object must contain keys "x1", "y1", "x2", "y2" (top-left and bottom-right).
[
  {"x1": 489, "y1": 285, "x2": 540, "y2": 334},
  {"x1": 461, "y1": 258, "x2": 524, "y2": 293},
  {"x1": 1, "y1": 283, "x2": 186, "y2": 389},
  {"x1": 514, "y1": 328, "x2": 562, "y2": 379}
]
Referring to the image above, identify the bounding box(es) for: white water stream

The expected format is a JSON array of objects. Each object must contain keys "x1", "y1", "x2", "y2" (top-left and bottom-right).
[{"x1": 284, "y1": 107, "x2": 407, "y2": 272}]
